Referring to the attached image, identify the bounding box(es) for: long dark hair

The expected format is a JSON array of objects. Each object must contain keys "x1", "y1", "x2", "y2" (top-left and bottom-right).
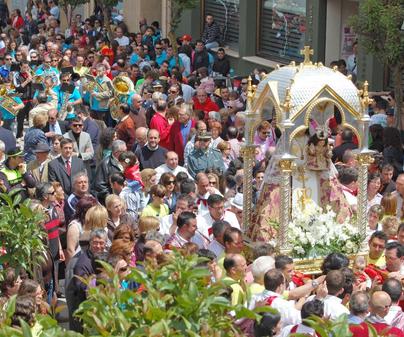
[{"x1": 383, "y1": 127, "x2": 402, "y2": 149}]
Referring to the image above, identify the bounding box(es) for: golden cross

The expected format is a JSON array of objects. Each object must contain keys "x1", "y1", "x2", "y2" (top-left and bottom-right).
[{"x1": 300, "y1": 46, "x2": 314, "y2": 65}]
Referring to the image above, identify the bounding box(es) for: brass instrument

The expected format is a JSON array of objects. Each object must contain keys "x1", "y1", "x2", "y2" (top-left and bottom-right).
[
  {"x1": 83, "y1": 73, "x2": 105, "y2": 93},
  {"x1": 110, "y1": 74, "x2": 134, "y2": 121},
  {"x1": 0, "y1": 86, "x2": 17, "y2": 117},
  {"x1": 59, "y1": 91, "x2": 73, "y2": 120}
]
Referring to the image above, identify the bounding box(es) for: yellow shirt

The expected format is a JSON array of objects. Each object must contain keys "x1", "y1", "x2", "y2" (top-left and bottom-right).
[
  {"x1": 249, "y1": 282, "x2": 265, "y2": 295},
  {"x1": 223, "y1": 276, "x2": 246, "y2": 306},
  {"x1": 141, "y1": 203, "x2": 169, "y2": 218},
  {"x1": 367, "y1": 254, "x2": 386, "y2": 268}
]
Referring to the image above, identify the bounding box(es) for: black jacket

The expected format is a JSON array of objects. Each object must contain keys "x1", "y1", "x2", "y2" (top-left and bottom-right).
[
  {"x1": 192, "y1": 49, "x2": 210, "y2": 71},
  {"x1": 92, "y1": 155, "x2": 122, "y2": 203},
  {"x1": 213, "y1": 56, "x2": 230, "y2": 76}
]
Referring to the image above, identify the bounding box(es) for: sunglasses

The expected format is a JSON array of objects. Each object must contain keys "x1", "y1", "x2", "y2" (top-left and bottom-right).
[
  {"x1": 5, "y1": 58, "x2": 12, "y2": 60},
  {"x1": 169, "y1": 91, "x2": 178, "y2": 94},
  {"x1": 241, "y1": 82, "x2": 248, "y2": 85},
  {"x1": 72, "y1": 124, "x2": 83, "y2": 127},
  {"x1": 166, "y1": 181, "x2": 175, "y2": 185},
  {"x1": 56, "y1": 38, "x2": 62, "y2": 41},
  {"x1": 155, "y1": 47, "x2": 162, "y2": 50}
]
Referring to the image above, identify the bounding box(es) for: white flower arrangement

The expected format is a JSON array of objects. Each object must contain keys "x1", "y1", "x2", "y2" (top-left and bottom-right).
[{"x1": 288, "y1": 204, "x2": 363, "y2": 258}]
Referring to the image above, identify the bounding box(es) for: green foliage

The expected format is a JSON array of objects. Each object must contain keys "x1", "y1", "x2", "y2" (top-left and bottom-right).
[
  {"x1": 0, "y1": 297, "x2": 83, "y2": 337},
  {"x1": 349, "y1": 0, "x2": 404, "y2": 129},
  {"x1": 75, "y1": 253, "x2": 248, "y2": 336},
  {"x1": 170, "y1": 0, "x2": 199, "y2": 32},
  {"x1": 349, "y1": 0, "x2": 404, "y2": 67},
  {"x1": 0, "y1": 190, "x2": 47, "y2": 280}
]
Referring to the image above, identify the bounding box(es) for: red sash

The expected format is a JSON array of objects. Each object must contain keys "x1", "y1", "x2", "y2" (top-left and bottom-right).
[{"x1": 265, "y1": 296, "x2": 278, "y2": 306}]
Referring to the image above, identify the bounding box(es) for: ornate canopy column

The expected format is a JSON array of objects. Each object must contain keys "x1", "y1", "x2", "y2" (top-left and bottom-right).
[
  {"x1": 278, "y1": 88, "x2": 296, "y2": 252},
  {"x1": 242, "y1": 77, "x2": 259, "y2": 229},
  {"x1": 356, "y1": 81, "x2": 374, "y2": 243}
]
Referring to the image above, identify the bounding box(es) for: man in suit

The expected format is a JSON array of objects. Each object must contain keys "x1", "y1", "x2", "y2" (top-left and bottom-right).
[
  {"x1": 63, "y1": 116, "x2": 94, "y2": 181},
  {"x1": 169, "y1": 105, "x2": 196, "y2": 165},
  {"x1": 0, "y1": 111, "x2": 16, "y2": 152},
  {"x1": 27, "y1": 142, "x2": 51, "y2": 183},
  {"x1": 48, "y1": 138, "x2": 86, "y2": 195},
  {"x1": 43, "y1": 108, "x2": 69, "y2": 145}
]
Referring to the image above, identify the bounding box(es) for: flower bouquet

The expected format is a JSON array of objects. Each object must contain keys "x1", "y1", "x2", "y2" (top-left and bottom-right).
[{"x1": 288, "y1": 203, "x2": 364, "y2": 259}]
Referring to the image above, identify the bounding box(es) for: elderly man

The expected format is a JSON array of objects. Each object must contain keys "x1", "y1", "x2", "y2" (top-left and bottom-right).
[
  {"x1": 365, "y1": 291, "x2": 404, "y2": 337},
  {"x1": 187, "y1": 132, "x2": 225, "y2": 179},
  {"x1": 149, "y1": 99, "x2": 173, "y2": 150},
  {"x1": 135, "y1": 129, "x2": 168, "y2": 170},
  {"x1": 155, "y1": 151, "x2": 191, "y2": 182},
  {"x1": 43, "y1": 109, "x2": 68, "y2": 145},
  {"x1": 192, "y1": 88, "x2": 219, "y2": 117},
  {"x1": 195, "y1": 172, "x2": 221, "y2": 215},
  {"x1": 223, "y1": 254, "x2": 248, "y2": 306},
  {"x1": 132, "y1": 126, "x2": 148, "y2": 153},
  {"x1": 93, "y1": 139, "x2": 126, "y2": 203},
  {"x1": 169, "y1": 104, "x2": 196, "y2": 164},
  {"x1": 27, "y1": 142, "x2": 51, "y2": 183},
  {"x1": 66, "y1": 229, "x2": 107, "y2": 332},
  {"x1": 196, "y1": 194, "x2": 240, "y2": 243},
  {"x1": 130, "y1": 94, "x2": 147, "y2": 128},
  {"x1": 65, "y1": 172, "x2": 91, "y2": 225}
]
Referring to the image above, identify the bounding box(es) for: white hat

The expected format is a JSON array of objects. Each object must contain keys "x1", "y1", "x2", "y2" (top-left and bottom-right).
[{"x1": 231, "y1": 193, "x2": 243, "y2": 210}]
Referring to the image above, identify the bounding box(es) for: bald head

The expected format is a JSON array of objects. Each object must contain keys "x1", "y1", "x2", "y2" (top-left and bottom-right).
[
  {"x1": 370, "y1": 291, "x2": 392, "y2": 318},
  {"x1": 135, "y1": 127, "x2": 148, "y2": 147},
  {"x1": 166, "y1": 151, "x2": 178, "y2": 169}
]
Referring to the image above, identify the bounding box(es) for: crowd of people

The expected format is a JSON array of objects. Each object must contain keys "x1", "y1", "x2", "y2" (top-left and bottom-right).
[{"x1": 0, "y1": 1, "x2": 403, "y2": 336}]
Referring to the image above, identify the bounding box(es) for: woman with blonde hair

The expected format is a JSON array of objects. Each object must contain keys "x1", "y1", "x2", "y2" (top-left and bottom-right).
[
  {"x1": 140, "y1": 168, "x2": 157, "y2": 208},
  {"x1": 217, "y1": 141, "x2": 232, "y2": 170},
  {"x1": 134, "y1": 216, "x2": 160, "y2": 261},
  {"x1": 105, "y1": 194, "x2": 137, "y2": 241}
]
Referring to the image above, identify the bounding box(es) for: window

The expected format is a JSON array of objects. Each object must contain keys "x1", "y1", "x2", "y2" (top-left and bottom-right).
[
  {"x1": 257, "y1": 0, "x2": 306, "y2": 63},
  {"x1": 203, "y1": 0, "x2": 240, "y2": 49}
]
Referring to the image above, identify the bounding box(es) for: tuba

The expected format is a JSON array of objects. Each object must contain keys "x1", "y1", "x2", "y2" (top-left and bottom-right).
[
  {"x1": 110, "y1": 74, "x2": 134, "y2": 121},
  {"x1": 0, "y1": 86, "x2": 17, "y2": 117}
]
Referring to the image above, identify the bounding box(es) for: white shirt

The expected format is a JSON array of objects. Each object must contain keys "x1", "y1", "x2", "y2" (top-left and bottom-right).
[
  {"x1": 368, "y1": 193, "x2": 382, "y2": 210},
  {"x1": 196, "y1": 210, "x2": 240, "y2": 242},
  {"x1": 249, "y1": 290, "x2": 301, "y2": 328},
  {"x1": 165, "y1": 229, "x2": 206, "y2": 250},
  {"x1": 306, "y1": 294, "x2": 349, "y2": 320},
  {"x1": 159, "y1": 213, "x2": 174, "y2": 236},
  {"x1": 155, "y1": 163, "x2": 191, "y2": 182},
  {"x1": 114, "y1": 36, "x2": 130, "y2": 46},
  {"x1": 280, "y1": 324, "x2": 315, "y2": 337},
  {"x1": 385, "y1": 305, "x2": 402, "y2": 325},
  {"x1": 207, "y1": 239, "x2": 224, "y2": 258}
]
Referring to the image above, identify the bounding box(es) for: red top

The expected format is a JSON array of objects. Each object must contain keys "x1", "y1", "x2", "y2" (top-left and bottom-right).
[
  {"x1": 149, "y1": 112, "x2": 172, "y2": 150},
  {"x1": 192, "y1": 97, "x2": 220, "y2": 119},
  {"x1": 124, "y1": 165, "x2": 143, "y2": 187},
  {"x1": 169, "y1": 119, "x2": 196, "y2": 164}
]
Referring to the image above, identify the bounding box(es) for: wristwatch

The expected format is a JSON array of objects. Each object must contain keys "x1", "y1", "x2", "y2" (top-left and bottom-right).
[{"x1": 311, "y1": 280, "x2": 319, "y2": 288}]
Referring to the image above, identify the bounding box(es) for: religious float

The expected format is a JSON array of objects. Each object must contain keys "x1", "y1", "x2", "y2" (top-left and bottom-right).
[{"x1": 242, "y1": 47, "x2": 374, "y2": 273}]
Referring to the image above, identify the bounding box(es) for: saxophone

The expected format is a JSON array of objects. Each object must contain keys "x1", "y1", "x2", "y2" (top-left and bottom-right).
[
  {"x1": 0, "y1": 86, "x2": 17, "y2": 117},
  {"x1": 59, "y1": 91, "x2": 73, "y2": 120}
]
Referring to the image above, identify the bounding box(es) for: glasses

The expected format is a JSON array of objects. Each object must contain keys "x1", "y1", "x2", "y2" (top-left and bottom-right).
[
  {"x1": 47, "y1": 190, "x2": 56, "y2": 195},
  {"x1": 209, "y1": 181, "x2": 216, "y2": 185},
  {"x1": 166, "y1": 180, "x2": 175, "y2": 185},
  {"x1": 155, "y1": 47, "x2": 162, "y2": 50},
  {"x1": 261, "y1": 131, "x2": 270, "y2": 135},
  {"x1": 241, "y1": 82, "x2": 248, "y2": 85},
  {"x1": 72, "y1": 124, "x2": 83, "y2": 127},
  {"x1": 56, "y1": 38, "x2": 62, "y2": 41},
  {"x1": 5, "y1": 58, "x2": 12, "y2": 61},
  {"x1": 169, "y1": 90, "x2": 178, "y2": 94}
]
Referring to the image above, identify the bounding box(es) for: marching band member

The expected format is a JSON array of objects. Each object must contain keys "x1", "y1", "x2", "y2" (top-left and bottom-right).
[
  {"x1": 87, "y1": 63, "x2": 113, "y2": 125},
  {"x1": 32, "y1": 75, "x2": 58, "y2": 107},
  {"x1": 0, "y1": 78, "x2": 24, "y2": 131},
  {"x1": 35, "y1": 55, "x2": 60, "y2": 86},
  {"x1": 73, "y1": 56, "x2": 89, "y2": 77},
  {"x1": 53, "y1": 71, "x2": 82, "y2": 120},
  {"x1": 13, "y1": 61, "x2": 34, "y2": 139}
]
